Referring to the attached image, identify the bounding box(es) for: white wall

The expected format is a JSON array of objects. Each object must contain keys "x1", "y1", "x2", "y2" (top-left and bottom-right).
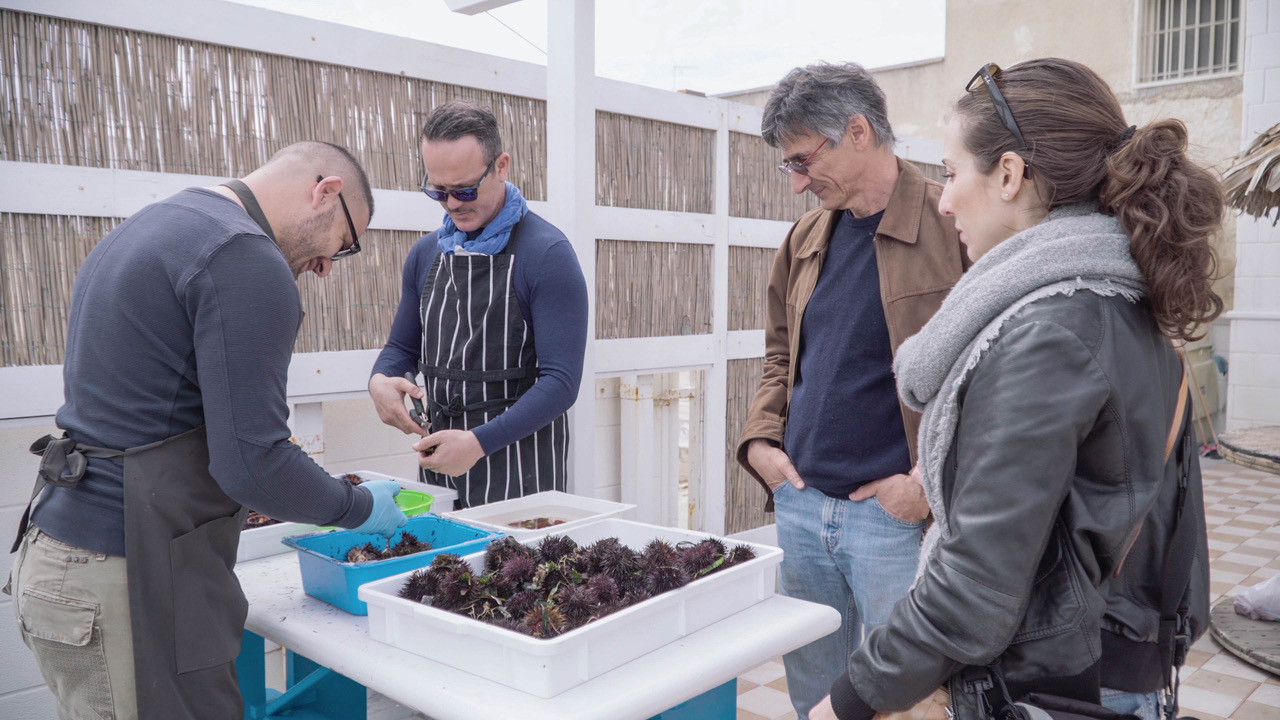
[{"x1": 1227, "y1": 0, "x2": 1280, "y2": 429}]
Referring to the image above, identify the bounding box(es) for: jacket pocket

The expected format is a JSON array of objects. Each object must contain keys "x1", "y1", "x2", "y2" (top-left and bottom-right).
[
  {"x1": 1010, "y1": 529, "x2": 1087, "y2": 643},
  {"x1": 170, "y1": 513, "x2": 248, "y2": 674}
]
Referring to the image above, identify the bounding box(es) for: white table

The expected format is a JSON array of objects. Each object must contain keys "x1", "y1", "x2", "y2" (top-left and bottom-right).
[{"x1": 235, "y1": 552, "x2": 840, "y2": 720}]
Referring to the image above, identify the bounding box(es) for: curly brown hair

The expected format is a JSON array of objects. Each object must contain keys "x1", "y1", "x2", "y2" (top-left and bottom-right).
[{"x1": 955, "y1": 58, "x2": 1223, "y2": 341}]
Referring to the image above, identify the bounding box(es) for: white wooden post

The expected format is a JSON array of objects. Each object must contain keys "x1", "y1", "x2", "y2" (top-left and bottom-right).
[
  {"x1": 619, "y1": 374, "x2": 659, "y2": 523},
  {"x1": 289, "y1": 401, "x2": 326, "y2": 468},
  {"x1": 546, "y1": 0, "x2": 597, "y2": 497},
  {"x1": 699, "y1": 105, "x2": 732, "y2": 535}
]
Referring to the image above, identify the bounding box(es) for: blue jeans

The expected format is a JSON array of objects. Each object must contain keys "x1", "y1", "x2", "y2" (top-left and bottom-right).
[
  {"x1": 1100, "y1": 688, "x2": 1162, "y2": 719},
  {"x1": 772, "y1": 481, "x2": 926, "y2": 720}
]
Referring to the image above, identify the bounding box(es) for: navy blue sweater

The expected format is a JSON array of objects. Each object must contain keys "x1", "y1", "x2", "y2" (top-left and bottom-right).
[
  {"x1": 33, "y1": 188, "x2": 372, "y2": 556},
  {"x1": 371, "y1": 212, "x2": 587, "y2": 454},
  {"x1": 783, "y1": 210, "x2": 911, "y2": 497}
]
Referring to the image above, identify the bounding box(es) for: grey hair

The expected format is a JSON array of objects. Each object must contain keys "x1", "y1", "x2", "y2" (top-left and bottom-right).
[
  {"x1": 421, "y1": 101, "x2": 503, "y2": 164},
  {"x1": 267, "y1": 141, "x2": 375, "y2": 218},
  {"x1": 761, "y1": 62, "x2": 895, "y2": 150}
]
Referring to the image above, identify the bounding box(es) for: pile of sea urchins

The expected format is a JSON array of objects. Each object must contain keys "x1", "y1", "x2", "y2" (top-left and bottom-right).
[{"x1": 397, "y1": 534, "x2": 757, "y2": 638}]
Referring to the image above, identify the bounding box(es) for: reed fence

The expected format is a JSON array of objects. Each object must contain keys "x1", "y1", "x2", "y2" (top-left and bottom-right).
[
  {"x1": 596, "y1": 111, "x2": 715, "y2": 214},
  {"x1": 595, "y1": 239, "x2": 712, "y2": 340},
  {"x1": 0, "y1": 211, "x2": 424, "y2": 366},
  {"x1": 727, "y1": 246, "x2": 775, "y2": 331},
  {"x1": 725, "y1": 356, "x2": 771, "y2": 533},
  {"x1": 728, "y1": 131, "x2": 819, "y2": 221},
  {"x1": 0, "y1": 213, "x2": 120, "y2": 366},
  {"x1": 0, "y1": 9, "x2": 548, "y2": 199}
]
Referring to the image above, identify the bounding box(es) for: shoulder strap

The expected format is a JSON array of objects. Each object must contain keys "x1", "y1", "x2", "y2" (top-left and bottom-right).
[
  {"x1": 1164, "y1": 347, "x2": 1189, "y2": 464},
  {"x1": 221, "y1": 179, "x2": 277, "y2": 244},
  {"x1": 1157, "y1": 346, "x2": 1200, "y2": 720}
]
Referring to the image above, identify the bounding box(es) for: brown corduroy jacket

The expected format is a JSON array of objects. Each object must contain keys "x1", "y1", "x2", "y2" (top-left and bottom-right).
[{"x1": 735, "y1": 159, "x2": 968, "y2": 512}]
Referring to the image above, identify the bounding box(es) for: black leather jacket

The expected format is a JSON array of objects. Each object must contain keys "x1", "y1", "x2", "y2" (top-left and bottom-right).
[
  {"x1": 833, "y1": 291, "x2": 1192, "y2": 718},
  {"x1": 1100, "y1": 398, "x2": 1209, "y2": 692}
]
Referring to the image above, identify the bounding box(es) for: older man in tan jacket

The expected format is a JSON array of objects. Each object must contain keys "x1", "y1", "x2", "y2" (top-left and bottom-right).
[{"x1": 736, "y1": 62, "x2": 966, "y2": 720}]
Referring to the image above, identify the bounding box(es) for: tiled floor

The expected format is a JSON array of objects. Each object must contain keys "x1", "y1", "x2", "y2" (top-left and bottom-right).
[{"x1": 734, "y1": 458, "x2": 1280, "y2": 720}]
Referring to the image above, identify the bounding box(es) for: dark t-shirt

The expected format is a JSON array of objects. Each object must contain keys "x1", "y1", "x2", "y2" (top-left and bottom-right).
[
  {"x1": 783, "y1": 209, "x2": 912, "y2": 498},
  {"x1": 33, "y1": 188, "x2": 371, "y2": 556}
]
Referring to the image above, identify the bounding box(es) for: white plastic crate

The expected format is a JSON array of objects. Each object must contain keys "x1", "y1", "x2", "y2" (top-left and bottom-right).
[
  {"x1": 359, "y1": 518, "x2": 782, "y2": 698},
  {"x1": 236, "y1": 471, "x2": 458, "y2": 562},
  {"x1": 444, "y1": 490, "x2": 634, "y2": 540}
]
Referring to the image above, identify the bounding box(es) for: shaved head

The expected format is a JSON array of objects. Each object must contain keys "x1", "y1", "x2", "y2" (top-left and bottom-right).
[{"x1": 264, "y1": 141, "x2": 375, "y2": 219}]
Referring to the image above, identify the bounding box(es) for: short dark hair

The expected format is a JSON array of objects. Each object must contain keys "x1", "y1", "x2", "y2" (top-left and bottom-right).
[
  {"x1": 762, "y1": 62, "x2": 895, "y2": 149},
  {"x1": 421, "y1": 101, "x2": 503, "y2": 163}
]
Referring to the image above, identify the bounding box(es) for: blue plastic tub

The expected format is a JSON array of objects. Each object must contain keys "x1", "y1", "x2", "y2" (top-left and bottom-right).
[{"x1": 283, "y1": 515, "x2": 501, "y2": 615}]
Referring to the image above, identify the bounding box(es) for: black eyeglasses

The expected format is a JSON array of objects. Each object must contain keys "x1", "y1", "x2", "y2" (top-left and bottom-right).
[
  {"x1": 966, "y1": 63, "x2": 1029, "y2": 153},
  {"x1": 318, "y1": 175, "x2": 362, "y2": 261},
  {"x1": 420, "y1": 159, "x2": 496, "y2": 202}
]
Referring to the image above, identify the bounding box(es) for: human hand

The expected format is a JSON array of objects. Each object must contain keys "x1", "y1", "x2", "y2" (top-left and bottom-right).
[
  {"x1": 413, "y1": 429, "x2": 485, "y2": 477},
  {"x1": 368, "y1": 373, "x2": 429, "y2": 437},
  {"x1": 848, "y1": 464, "x2": 928, "y2": 522},
  {"x1": 746, "y1": 439, "x2": 804, "y2": 491},
  {"x1": 350, "y1": 480, "x2": 408, "y2": 538}
]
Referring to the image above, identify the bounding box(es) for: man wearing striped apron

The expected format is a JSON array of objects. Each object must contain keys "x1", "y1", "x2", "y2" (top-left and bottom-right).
[{"x1": 369, "y1": 101, "x2": 588, "y2": 509}]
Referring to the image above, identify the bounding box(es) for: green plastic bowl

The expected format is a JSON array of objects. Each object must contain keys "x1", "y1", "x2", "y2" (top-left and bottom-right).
[
  {"x1": 319, "y1": 489, "x2": 433, "y2": 530},
  {"x1": 394, "y1": 489, "x2": 434, "y2": 517}
]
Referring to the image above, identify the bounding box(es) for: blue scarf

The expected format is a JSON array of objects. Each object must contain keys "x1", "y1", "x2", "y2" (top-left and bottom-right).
[{"x1": 436, "y1": 182, "x2": 528, "y2": 255}]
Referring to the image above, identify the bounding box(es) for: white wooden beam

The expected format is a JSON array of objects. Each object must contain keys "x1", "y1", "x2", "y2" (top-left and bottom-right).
[
  {"x1": 444, "y1": 0, "x2": 522, "y2": 15},
  {"x1": 618, "y1": 374, "x2": 658, "y2": 524},
  {"x1": 700, "y1": 106, "x2": 732, "y2": 535},
  {"x1": 594, "y1": 337, "x2": 716, "y2": 376},
  {"x1": 546, "y1": 0, "x2": 596, "y2": 498}
]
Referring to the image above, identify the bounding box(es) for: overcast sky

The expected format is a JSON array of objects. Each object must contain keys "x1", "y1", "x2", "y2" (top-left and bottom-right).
[{"x1": 230, "y1": 0, "x2": 947, "y2": 95}]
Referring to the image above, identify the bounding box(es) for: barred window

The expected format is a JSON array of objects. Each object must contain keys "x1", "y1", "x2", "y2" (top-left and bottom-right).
[{"x1": 1138, "y1": 0, "x2": 1241, "y2": 84}]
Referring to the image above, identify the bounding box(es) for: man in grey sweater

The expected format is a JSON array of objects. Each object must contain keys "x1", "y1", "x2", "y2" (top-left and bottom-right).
[{"x1": 6, "y1": 142, "x2": 406, "y2": 720}]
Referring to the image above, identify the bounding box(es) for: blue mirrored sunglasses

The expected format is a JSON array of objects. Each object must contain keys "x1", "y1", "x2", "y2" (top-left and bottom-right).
[{"x1": 420, "y1": 158, "x2": 495, "y2": 202}]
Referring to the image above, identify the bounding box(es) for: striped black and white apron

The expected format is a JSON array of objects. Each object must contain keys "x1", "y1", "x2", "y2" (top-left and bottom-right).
[{"x1": 418, "y1": 221, "x2": 568, "y2": 508}]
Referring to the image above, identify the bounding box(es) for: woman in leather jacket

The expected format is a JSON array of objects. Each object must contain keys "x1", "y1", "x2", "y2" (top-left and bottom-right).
[{"x1": 812, "y1": 58, "x2": 1221, "y2": 720}]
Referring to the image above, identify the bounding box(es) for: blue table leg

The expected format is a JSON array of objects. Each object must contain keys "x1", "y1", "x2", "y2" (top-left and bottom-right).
[
  {"x1": 238, "y1": 630, "x2": 366, "y2": 720},
  {"x1": 648, "y1": 679, "x2": 737, "y2": 720},
  {"x1": 237, "y1": 629, "x2": 731, "y2": 720}
]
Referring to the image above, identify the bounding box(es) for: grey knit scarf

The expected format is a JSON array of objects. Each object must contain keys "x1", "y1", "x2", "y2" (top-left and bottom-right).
[{"x1": 893, "y1": 203, "x2": 1146, "y2": 579}]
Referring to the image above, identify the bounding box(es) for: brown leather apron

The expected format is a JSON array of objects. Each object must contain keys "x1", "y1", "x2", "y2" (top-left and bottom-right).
[{"x1": 14, "y1": 426, "x2": 248, "y2": 719}]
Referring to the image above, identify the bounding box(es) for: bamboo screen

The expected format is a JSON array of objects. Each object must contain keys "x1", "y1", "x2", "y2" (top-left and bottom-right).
[
  {"x1": 595, "y1": 240, "x2": 712, "y2": 340},
  {"x1": 725, "y1": 357, "x2": 772, "y2": 533},
  {"x1": 727, "y1": 246, "x2": 776, "y2": 331},
  {"x1": 595, "y1": 111, "x2": 715, "y2": 214},
  {"x1": 728, "y1": 131, "x2": 819, "y2": 221},
  {"x1": 0, "y1": 10, "x2": 548, "y2": 199},
  {"x1": 1, "y1": 213, "x2": 121, "y2": 366},
  {"x1": 0, "y1": 212, "x2": 424, "y2": 366},
  {"x1": 293, "y1": 229, "x2": 423, "y2": 353}
]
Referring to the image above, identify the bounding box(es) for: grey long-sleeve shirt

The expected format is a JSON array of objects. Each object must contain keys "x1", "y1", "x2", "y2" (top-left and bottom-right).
[{"x1": 32, "y1": 188, "x2": 371, "y2": 557}]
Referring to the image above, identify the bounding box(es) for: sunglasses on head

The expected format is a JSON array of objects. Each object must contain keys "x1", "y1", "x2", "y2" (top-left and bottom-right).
[
  {"x1": 318, "y1": 174, "x2": 361, "y2": 261},
  {"x1": 966, "y1": 63, "x2": 1030, "y2": 154},
  {"x1": 420, "y1": 158, "x2": 496, "y2": 202}
]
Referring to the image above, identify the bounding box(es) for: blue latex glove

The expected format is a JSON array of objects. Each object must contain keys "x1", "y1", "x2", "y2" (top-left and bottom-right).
[{"x1": 350, "y1": 480, "x2": 408, "y2": 538}]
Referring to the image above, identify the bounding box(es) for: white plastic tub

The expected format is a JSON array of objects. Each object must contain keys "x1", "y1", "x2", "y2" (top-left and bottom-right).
[
  {"x1": 359, "y1": 518, "x2": 782, "y2": 698},
  {"x1": 236, "y1": 471, "x2": 458, "y2": 562},
  {"x1": 444, "y1": 490, "x2": 634, "y2": 540}
]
